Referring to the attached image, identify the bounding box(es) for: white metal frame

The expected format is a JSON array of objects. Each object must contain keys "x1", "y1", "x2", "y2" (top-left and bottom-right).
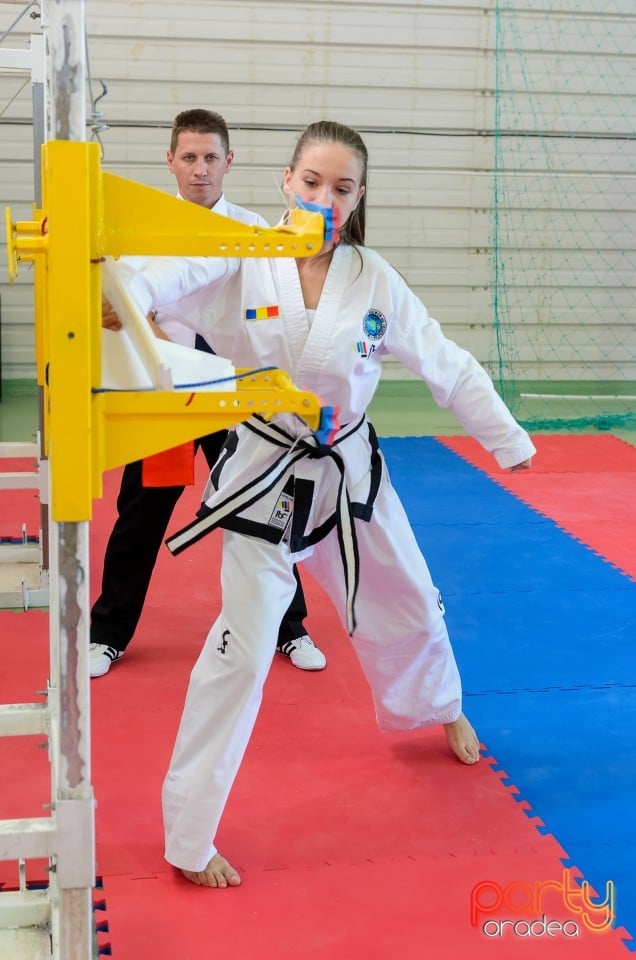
[
  {"x1": 0, "y1": 10, "x2": 48, "y2": 609},
  {"x1": 0, "y1": 438, "x2": 49, "y2": 610}
]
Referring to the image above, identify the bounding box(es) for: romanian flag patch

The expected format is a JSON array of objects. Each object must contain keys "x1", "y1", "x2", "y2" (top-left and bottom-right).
[{"x1": 245, "y1": 305, "x2": 280, "y2": 321}]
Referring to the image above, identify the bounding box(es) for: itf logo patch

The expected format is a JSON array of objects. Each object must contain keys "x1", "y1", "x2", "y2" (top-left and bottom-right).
[
  {"x1": 355, "y1": 340, "x2": 372, "y2": 358},
  {"x1": 362, "y1": 308, "x2": 387, "y2": 341},
  {"x1": 245, "y1": 305, "x2": 280, "y2": 321},
  {"x1": 268, "y1": 493, "x2": 293, "y2": 531}
]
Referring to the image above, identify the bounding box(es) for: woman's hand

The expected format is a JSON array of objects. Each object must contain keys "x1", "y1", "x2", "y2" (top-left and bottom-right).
[{"x1": 102, "y1": 295, "x2": 122, "y2": 331}]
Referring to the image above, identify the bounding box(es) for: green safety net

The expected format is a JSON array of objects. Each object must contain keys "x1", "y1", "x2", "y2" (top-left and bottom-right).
[{"x1": 489, "y1": 0, "x2": 636, "y2": 431}]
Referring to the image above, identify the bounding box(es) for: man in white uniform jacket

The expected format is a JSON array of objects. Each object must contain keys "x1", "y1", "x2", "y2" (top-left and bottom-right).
[{"x1": 91, "y1": 109, "x2": 325, "y2": 677}]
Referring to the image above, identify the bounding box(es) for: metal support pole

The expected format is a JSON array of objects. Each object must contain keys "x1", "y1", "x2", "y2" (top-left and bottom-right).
[
  {"x1": 30, "y1": 33, "x2": 46, "y2": 208},
  {"x1": 47, "y1": 0, "x2": 85, "y2": 142},
  {"x1": 47, "y1": 522, "x2": 94, "y2": 960},
  {"x1": 31, "y1": 29, "x2": 51, "y2": 582},
  {"x1": 46, "y1": 4, "x2": 95, "y2": 959}
]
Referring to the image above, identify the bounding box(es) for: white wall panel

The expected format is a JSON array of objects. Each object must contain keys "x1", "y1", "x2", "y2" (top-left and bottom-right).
[{"x1": 0, "y1": 0, "x2": 634, "y2": 383}]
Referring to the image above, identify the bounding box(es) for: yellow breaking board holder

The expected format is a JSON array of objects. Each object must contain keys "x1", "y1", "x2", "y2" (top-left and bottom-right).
[{"x1": 6, "y1": 140, "x2": 325, "y2": 520}]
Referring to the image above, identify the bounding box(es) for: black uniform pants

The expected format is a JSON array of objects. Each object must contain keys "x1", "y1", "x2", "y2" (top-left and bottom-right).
[{"x1": 90, "y1": 429, "x2": 308, "y2": 652}]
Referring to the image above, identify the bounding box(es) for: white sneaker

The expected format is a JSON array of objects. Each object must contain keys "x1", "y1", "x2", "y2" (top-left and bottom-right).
[
  {"x1": 277, "y1": 635, "x2": 327, "y2": 671},
  {"x1": 89, "y1": 643, "x2": 124, "y2": 678}
]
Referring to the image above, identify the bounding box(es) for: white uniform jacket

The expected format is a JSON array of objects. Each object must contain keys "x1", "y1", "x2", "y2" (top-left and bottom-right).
[{"x1": 125, "y1": 242, "x2": 536, "y2": 611}]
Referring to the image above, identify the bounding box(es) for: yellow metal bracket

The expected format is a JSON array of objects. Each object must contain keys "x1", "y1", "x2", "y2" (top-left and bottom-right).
[
  {"x1": 101, "y1": 173, "x2": 324, "y2": 258},
  {"x1": 92, "y1": 369, "x2": 321, "y2": 500},
  {"x1": 6, "y1": 140, "x2": 325, "y2": 521}
]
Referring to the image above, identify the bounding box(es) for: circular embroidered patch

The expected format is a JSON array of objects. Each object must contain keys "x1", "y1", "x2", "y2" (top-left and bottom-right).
[{"x1": 362, "y1": 308, "x2": 387, "y2": 341}]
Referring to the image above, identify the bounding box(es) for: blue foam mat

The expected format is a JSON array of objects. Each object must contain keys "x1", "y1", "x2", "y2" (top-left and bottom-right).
[
  {"x1": 446, "y1": 588, "x2": 636, "y2": 693},
  {"x1": 380, "y1": 436, "x2": 636, "y2": 949},
  {"x1": 411, "y1": 519, "x2": 631, "y2": 594},
  {"x1": 472, "y1": 687, "x2": 635, "y2": 945},
  {"x1": 383, "y1": 436, "x2": 541, "y2": 525}
]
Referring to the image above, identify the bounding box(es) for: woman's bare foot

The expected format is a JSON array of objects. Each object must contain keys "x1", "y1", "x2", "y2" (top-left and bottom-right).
[
  {"x1": 181, "y1": 852, "x2": 241, "y2": 888},
  {"x1": 444, "y1": 713, "x2": 481, "y2": 765}
]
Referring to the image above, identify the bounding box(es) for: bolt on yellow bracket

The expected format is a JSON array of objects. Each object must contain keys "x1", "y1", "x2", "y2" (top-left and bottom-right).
[{"x1": 5, "y1": 140, "x2": 326, "y2": 521}]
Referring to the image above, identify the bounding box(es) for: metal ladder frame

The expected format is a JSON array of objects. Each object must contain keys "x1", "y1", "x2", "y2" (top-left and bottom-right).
[{"x1": 0, "y1": 9, "x2": 49, "y2": 615}]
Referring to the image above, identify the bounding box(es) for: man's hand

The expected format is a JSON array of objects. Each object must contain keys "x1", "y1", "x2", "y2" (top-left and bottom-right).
[
  {"x1": 102, "y1": 295, "x2": 169, "y2": 342},
  {"x1": 147, "y1": 311, "x2": 171, "y2": 341}
]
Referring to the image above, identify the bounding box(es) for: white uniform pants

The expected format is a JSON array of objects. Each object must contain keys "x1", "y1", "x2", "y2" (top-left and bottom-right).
[{"x1": 162, "y1": 475, "x2": 461, "y2": 871}]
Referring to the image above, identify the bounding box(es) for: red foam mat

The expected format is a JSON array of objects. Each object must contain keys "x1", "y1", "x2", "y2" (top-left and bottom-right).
[
  {"x1": 442, "y1": 434, "x2": 636, "y2": 475},
  {"x1": 101, "y1": 854, "x2": 627, "y2": 960},
  {"x1": 1, "y1": 449, "x2": 633, "y2": 955}
]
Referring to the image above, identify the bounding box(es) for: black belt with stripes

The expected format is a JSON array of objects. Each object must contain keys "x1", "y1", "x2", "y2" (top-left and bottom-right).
[{"x1": 165, "y1": 414, "x2": 382, "y2": 634}]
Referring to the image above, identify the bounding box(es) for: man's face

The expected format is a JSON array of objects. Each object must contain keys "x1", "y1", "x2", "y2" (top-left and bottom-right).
[{"x1": 167, "y1": 130, "x2": 234, "y2": 208}]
